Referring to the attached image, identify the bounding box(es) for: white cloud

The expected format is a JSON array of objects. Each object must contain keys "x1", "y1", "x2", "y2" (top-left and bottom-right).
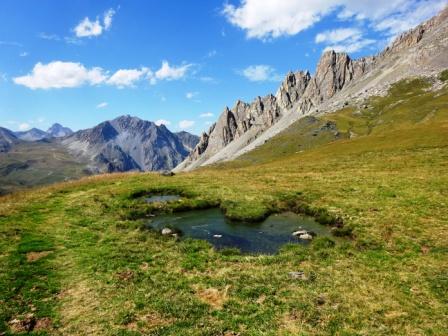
[
  {"x1": 96, "y1": 102, "x2": 108, "y2": 109},
  {"x1": 186, "y1": 91, "x2": 198, "y2": 99},
  {"x1": 199, "y1": 112, "x2": 214, "y2": 118},
  {"x1": 103, "y1": 9, "x2": 115, "y2": 30},
  {"x1": 315, "y1": 27, "x2": 375, "y2": 53},
  {"x1": 18, "y1": 123, "x2": 30, "y2": 131},
  {"x1": 199, "y1": 76, "x2": 217, "y2": 83},
  {"x1": 206, "y1": 50, "x2": 217, "y2": 58},
  {"x1": 107, "y1": 68, "x2": 149, "y2": 88},
  {"x1": 241, "y1": 65, "x2": 281, "y2": 82},
  {"x1": 223, "y1": 0, "x2": 446, "y2": 40},
  {"x1": 74, "y1": 17, "x2": 103, "y2": 38},
  {"x1": 179, "y1": 120, "x2": 195, "y2": 129},
  {"x1": 14, "y1": 60, "x2": 194, "y2": 90},
  {"x1": 155, "y1": 119, "x2": 171, "y2": 126},
  {"x1": 0, "y1": 41, "x2": 22, "y2": 47},
  {"x1": 315, "y1": 28, "x2": 361, "y2": 43},
  {"x1": 223, "y1": 0, "x2": 335, "y2": 40},
  {"x1": 74, "y1": 8, "x2": 115, "y2": 38},
  {"x1": 13, "y1": 61, "x2": 107, "y2": 89},
  {"x1": 150, "y1": 61, "x2": 192, "y2": 84},
  {"x1": 19, "y1": 52, "x2": 28, "y2": 57},
  {"x1": 38, "y1": 33, "x2": 60, "y2": 41},
  {"x1": 323, "y1": 39, "x2": 375, "y2": 53}
]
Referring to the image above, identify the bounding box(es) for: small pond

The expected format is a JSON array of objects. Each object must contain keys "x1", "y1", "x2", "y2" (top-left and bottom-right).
[
  {"x1": 145, "y1": 195, "x2": 181, "y2": 203},
  {"x1": 146, "y1": 208, "x2": 333, "y2": 254}
]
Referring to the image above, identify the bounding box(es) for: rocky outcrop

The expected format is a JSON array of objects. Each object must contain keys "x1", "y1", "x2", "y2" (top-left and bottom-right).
[
  {"x1": 177, "y1": 50, "x2": 374, "y2": 171},
  {"x1": 62, "y1": 115, "x2": 199, "y2": 173},
  {"x1": 176, "y1": 6, "x2": 448, "y2": 172},
  {"x1": 382, "y1": 6, "x2": 448, "y2": 56}
]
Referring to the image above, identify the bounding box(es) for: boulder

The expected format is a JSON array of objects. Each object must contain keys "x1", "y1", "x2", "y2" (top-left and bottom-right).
[
  {"x1": 299, "y1": 233, "x2": 313, "y2": 240},
  {"x1": 161, "y1": 228, "x2": 173, "y2": 235}
]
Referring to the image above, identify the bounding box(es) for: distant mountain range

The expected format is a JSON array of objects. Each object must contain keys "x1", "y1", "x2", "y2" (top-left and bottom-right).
[
  {"x1": 14, "y1": 123, "x2": 74, "y2": 141},
  {"x1": 0, "y1": 116, "x2": 199, "y2": 193}
]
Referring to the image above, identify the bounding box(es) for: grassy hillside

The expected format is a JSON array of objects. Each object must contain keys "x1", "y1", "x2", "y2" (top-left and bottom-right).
[
  {"x1": 0, "y1": 141, "x2": 89, "y2": 195},
  {"x1": 0, "y1": 77, "x2": 447, "y2": 335}
]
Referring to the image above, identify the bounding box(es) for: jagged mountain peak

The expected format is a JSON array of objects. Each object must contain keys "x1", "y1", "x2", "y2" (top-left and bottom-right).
[{"x1": 175, "y1": 7, "x2": 448, "y2": 172}]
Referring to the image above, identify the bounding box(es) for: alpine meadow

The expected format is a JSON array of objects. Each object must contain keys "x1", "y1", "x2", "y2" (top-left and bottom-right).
[{"x1": 0, "y1": 1, "x2": 447, "y2": 335}]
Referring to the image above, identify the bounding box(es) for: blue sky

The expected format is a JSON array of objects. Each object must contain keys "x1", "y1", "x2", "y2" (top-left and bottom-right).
[{"x1": 0, "y1": 0, "x2": 446, "y2": 134}]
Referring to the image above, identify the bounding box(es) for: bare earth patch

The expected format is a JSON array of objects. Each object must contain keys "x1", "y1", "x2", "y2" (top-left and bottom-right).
[{"x1": 26, "y1": 250, "x2": 52, "y2": 262}]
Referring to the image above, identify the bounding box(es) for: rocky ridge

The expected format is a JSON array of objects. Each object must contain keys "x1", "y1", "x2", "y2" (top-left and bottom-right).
[
  {"x1": 175, "y1": 7, "x2": 448, "y2": 171},
  {"x1": 14, "y1": 123, "x2": 73, "y2": 141}
]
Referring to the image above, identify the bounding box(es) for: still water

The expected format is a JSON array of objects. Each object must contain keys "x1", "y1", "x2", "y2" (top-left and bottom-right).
[{"x1": 146, "y1": 208, "x2": 333, "y2": 254}]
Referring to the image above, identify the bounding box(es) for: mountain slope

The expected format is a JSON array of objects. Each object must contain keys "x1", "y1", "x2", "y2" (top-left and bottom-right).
[
  {"x1": 62, "y1": 115, "x2": 199, "y2": 173},
  {"x1": 0, "y1": 127, "x2": 19, "y2": 153},
  {"x1": 176, "y1": 7, "x2": 448, "y2": 171}
]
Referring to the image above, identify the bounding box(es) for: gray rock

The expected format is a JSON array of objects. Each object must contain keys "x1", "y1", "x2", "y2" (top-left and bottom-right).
[
  {"x1": 161, "y1": 228, "x2": 173, "y2": 235},
  {"x1": 292, "y1": 230, "x2": 308, "y2": 237},
  {"x1": 288, "y1": 271, "x2": 307, "y2": 280},
  {"x1": 298, "y1": 233, "x2": 313, "y2": 240}
]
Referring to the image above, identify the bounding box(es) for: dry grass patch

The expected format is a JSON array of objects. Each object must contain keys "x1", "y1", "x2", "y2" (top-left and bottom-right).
[
  {"x1": 26, "y1": 250, "x2": 52, "y2": 262},
  {"x1": 193, "y1": 284, "x2": 231, "y2": 310}
]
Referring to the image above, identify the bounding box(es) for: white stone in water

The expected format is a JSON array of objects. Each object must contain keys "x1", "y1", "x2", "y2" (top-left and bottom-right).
[
  {"x1": 299, "y1": 233, "x2": 313, "y2": 240},
  {"x1": 161, "y1": 228, "x2": 173, "y2": 235},
  {"x1": 292, "y1": 230, "x2": 308, "y2": 237}
]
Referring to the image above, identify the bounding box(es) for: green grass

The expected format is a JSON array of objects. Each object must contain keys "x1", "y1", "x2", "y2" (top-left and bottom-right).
[{"x1": 0, "y1": 76, "x2": 447, "y2": 335}]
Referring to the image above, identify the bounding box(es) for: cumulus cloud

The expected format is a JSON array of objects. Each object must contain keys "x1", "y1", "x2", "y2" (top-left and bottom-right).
[
  {"x1": 199, "y1": 112, "x2": 214, "y2": 118},
  {"x1": 149, "y1": 61, "x2": 192, "y2": 84},
  {"x1": 179, "y1": 120, "x2": 195, "y2": 129},
  {"x1": 13, "y1": 61, "x2": 107, "y2": 89},
  {"x1": 74, "y1": 8, "x2": 115, "y2": 38},
  {"x1": 155, "y1": 119, "x2": 171, "y2": 126},
  {"x1": 315, "y1": 27, "x2": 375, "y2": 53},
  {"x1": 240, "y1": 65, "x2": 281, "y2": 82},
  {"x1": 107, "y1": 68, "x2": 149, "y2": 88},
  {"x1": 14, "y1": 60, "x2": 193, "y2": 90},
  {"x1": 223, "y1": 0, "x2": 446, "y2": 41},
  {"x1": 96, "y1": 102, "x2": 108, "y2": 109}
]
